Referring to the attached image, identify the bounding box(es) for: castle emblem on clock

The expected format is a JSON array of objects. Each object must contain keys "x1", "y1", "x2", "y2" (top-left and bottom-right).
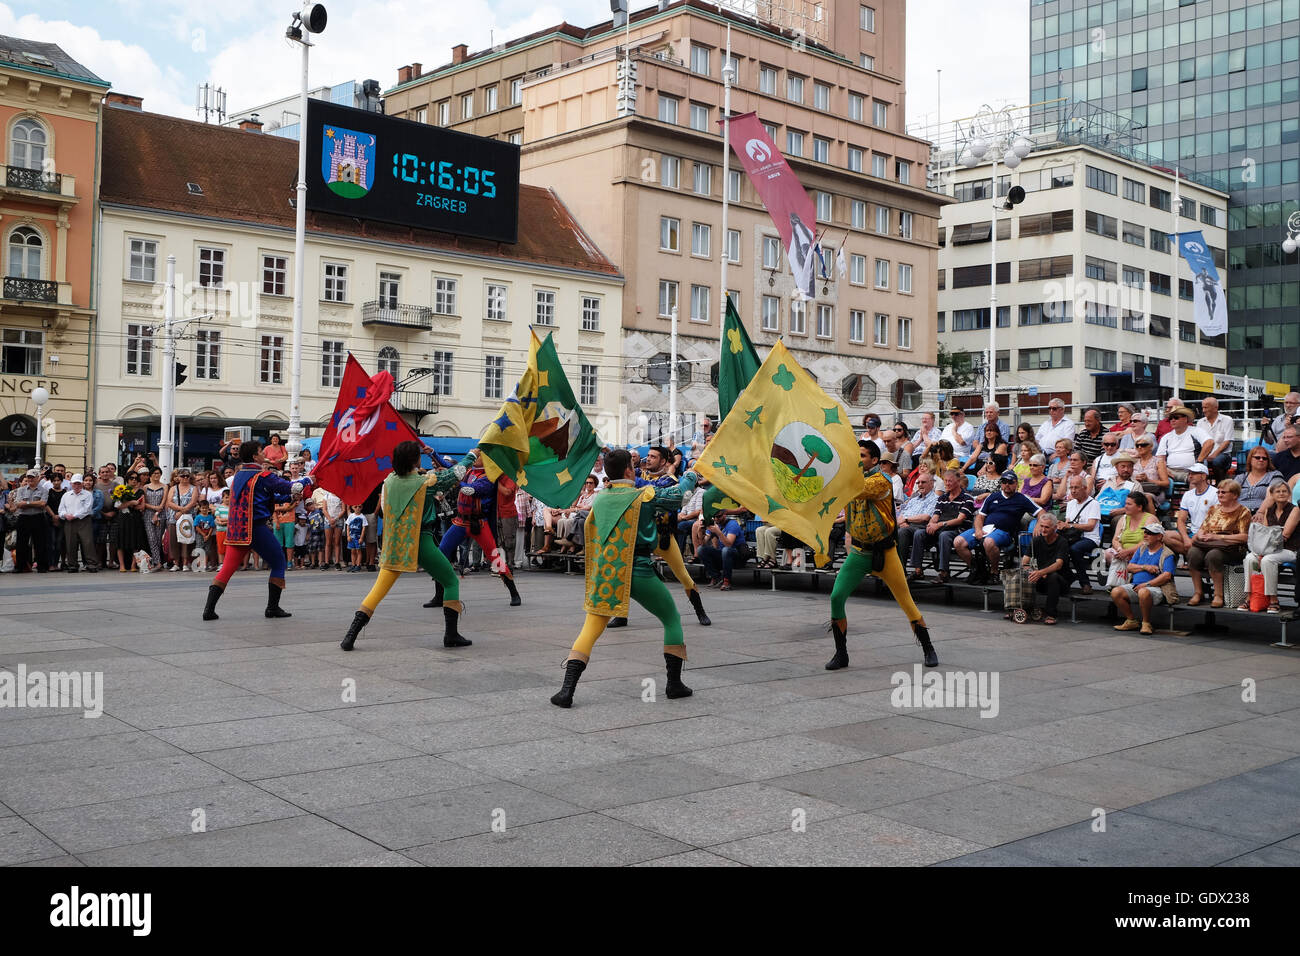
[{"x1": 322, "y1": 125, "x2": 376, "y2": 198}]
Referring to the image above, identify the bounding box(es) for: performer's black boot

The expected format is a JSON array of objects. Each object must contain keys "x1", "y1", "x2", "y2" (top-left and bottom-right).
[
  {"x1": 202, "y1": 584, "x2": 223, "y2": 621},
  {"x1": 687, "y1": 588, "x2": 711, "y2": 626},
  {"x1": 550, "y1": 659, "x2": 585, "y2": 708},
  {"x1": 607, "y1": 616, "x2": 628, "y2": 628},
  {"x1": 423, "y1": 580, "x2": 444, "y2": 609},
  {"x1": 443, "y1": 606, "x2": 472, "y2": 647},
  {"x1": 913, "y1": 620, "x2": 939, "y2": 668},
  {"x1": 503, "y1": 574, "x2": 521, "y2": 607},
  {"x1": 825, "y1": 619, "x2": 849, "y2": 670},
  {"x1": 265, "y1": 582, "x2": 292, "y2": 618},
  {"x1": 664, "y1": 653, "x2": 692, "y2": 699},
  {"x1": 340, "y1": 610, "x2": 369, "y2": 651}
]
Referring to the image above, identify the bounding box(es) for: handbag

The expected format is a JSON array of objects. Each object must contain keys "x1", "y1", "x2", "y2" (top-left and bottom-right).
[
  {"x1": 1249, "y1": 574, "x2": 1268, "y2": 612},
  {"x1": 1223, "y1": 566, "x2": 1247, "y2": 608},
  {"x1": 1248, "y1": 522, "x2": 1283, "y2": 556}
]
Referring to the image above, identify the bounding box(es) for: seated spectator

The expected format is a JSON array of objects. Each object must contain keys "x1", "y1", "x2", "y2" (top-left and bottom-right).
[
  {"x1": 1102, "y1": 490, "x2": 1156, "y2": 587},
  {"x1": 925, "y1": 440, "x2": 961, "y2": 480},
  {"x1": 940, "y1": 408, "x2": 975, "y2": 460},
  {"x1": 1237, "y1": 448, "x2": 1282, "y2": 512},
  {"x1": 1060, "y1": 474, "x2": 1102, "y2": 594},
  {"x1": 1035, "y1": 398, "x2": 1077, "y2": 451},
  {"x1": 1046, "y1": 437, "x2": 1073, "y2": 478},
  {"x1": 1260, "y1": 393, "x2": 1300, "y2": 445},
  {"x1": 915, "y1": 467, "x2": 975, "y2": 582},
  {"x1": 1154, "y1": 396, "x2": 1182, "y2": 442},
  {"x1": 884, "y1": 423, "x2": 913, "y2": 474},
  {"x1": 1020, "y1": 513, "x2": 1072, "y2": 625},
  {"x1": 1273, "y1": 426, "x2": 1300, "y2": 486},
  {"x1": 754, "y1": 521, "x2": 784, "y2": 570},
  {"x1": 971, "y1": 453, "x2": 1008, "y2": 505},
  {"x1": 1118, "y1": 411, "x2": 1151, "y2": 451},
  {"x1": 897, "y1": 471, "x2": 938, "y2": 578},
  {"x1": 1020, "y1": 454, "x2": 1054, "y2": 509},
  {"x1": 1012, "y1": 422, "x2": 1038, "y2": 464},
  {"x1": 965, "y1": 421, "x2": 1009, "y2": 476},
  {"x1": 677, "y1": 479, "x2": 706, "y2": 559},
  {"x1": 1185, "y1": 479, "x2": 1251, "y2": 607},
  {"x1": 1073, "y1": 408, "x2": 1107, "y2": 465},
  {"x1": 1010, "y1": 440, "x2": 1041, "y2": 486},
  {"x1": 1111, "y1": 523, "x2": 1179, "y2": 634},
  {"x1": 1240, "y1": 479, "x2": 1299, "y2": 614},
  {"x1": 903, "y1": 458, "x2": 933, "y2": 497},
  {"x1": 878, "y1": 450, "x2": 905, "y2": 507},
  {"x1": 1109, "y1": 403, "x2": 1136, "y2": 435},
  {"x1": 556, "y1": 475, "x2": 598, "y2": 553},
  {"x1": 1091, "y1": 433, "x2": 1123, "y2": 483},
  {"x1": 1156, "y1": 406, "x2": 1210, "y2": 484},
  {"x1": 1052, "y1": 451, "x2": 1093, "y2": 506},
  {"x1": 1095, "y1": 453, "x2": 1141, "y2": 518},
  {"x1": 953, "y1": 470, "x2": 1044, "y2": 583},
  {"x1": 1130, "y1": 434, "x2": 1163, "y2": 501},
  {"x1": 698, "y1": 511, "x2": 750, "y2": 591},
  {"x1": 904, "y1": 411, "x2": 942, "y2": 461},
  {"x1": 1164, "y1": 464, "x2": 1218, "y2": 556}
]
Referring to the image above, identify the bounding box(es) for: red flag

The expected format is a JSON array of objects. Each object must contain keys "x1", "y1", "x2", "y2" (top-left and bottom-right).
[
  {"x1": 726, "y1": 112, "x2": 818, "y2": 299},
  {"x1": 312, "y1": 353, "x2": 419, "y2": 505}
]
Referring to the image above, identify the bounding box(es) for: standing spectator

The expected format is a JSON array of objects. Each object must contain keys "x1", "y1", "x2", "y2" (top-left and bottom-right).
[
  {"x1": 1195, "y1": 396, "x2": 1234, "y2": 478},
  {"x1": 1184, "y1": 480, "x2": 1251, "y2": 607},
  {"x1": 940, "y1": 408, "x2": 975, "y2": 460},
  {"x1": 982, "y1": 402, "x2": 1010, "y2": 443},
  {"x1": 1110, "y1": 524, "x2": 1179, "y2": 634},
  {"x1": 1060, "y1": 474, "x2": 1102, "y2": 594},
  {"x1": 215, "y1": 487, "x2": 231, "y2": 564},
  {"x1": 1165, "y1": 464, "x2": 1219, "y2": 555},
  {"x1": 140, "y1": 466, "x2": 167, "y2": 570},
  {"x1": 1271, "y1": 426, "x2": 1300, "y2": 486},
  {"x1": 217, "y1": 436, "x2": 243, "y2": 471},
  {"x1": 97, "y1": 464, "x2": 123, "y2": 568},
  {"x1": 195, "y1": 499, "x2": 217, "y2": 568},
  {"x1": 1260, "y1": 391, "x2": 1300, "y2": 444},
  {"x1": 9, "y1": 469, "x2": 49, "y2": 572},
  {"x1": 274, "y1": 496, "x2": 296, "y2": 568},
  {"x1": 1035, "y1": 398, "x2": 1077, "y2": 450},
  {"x1": 361, "y1": 483, "x2": 381, "y2": 572},
  {"x1": 262, "y1": 433, "x2": 288, "y2": 470},
  {"x1": 318, "y1": 487, "x2": 344, "y2": 568},
  {"x1": 1237, "y1": 448, "x2": 1282, "y2": 512},
  {"x1": 904, "y1": 411, "x2": 943, "y2": 461},
  {"x1": 514, "y1": 483, "x2": 532, "y2": 562},
  {"x1": 1155, "y1": 406, "x2": 1210, "y2": 484},
  {"x1": 163, "y1": 468, "x2": 198, "y2": 571},
  {"x1": 1153, "y1": 396, "x2": 1182, "y2": 442},
  {"x1": 58, "y1": 473, "x2": 98, "y2": 572},
  {"x1": 1073, "y1": 408, "x2": 1107, "y2": 465},
  {"x1": 1240, "y1": 479, "x2": 1299, "y2": 613},
  {"x1": 953, "y1": 470, "x2": 1044, "y2": 583},
  {"x1": 346, "y1": 505, "x2": 367, "y2": 571},
  {"x1": 495, "y1": 475, "x2": 519, "y2": 570},
  {"x1": 1020, "y1": 512, "x2": 1071, "y2": 625},
  {"x1": 305, "y1": 498, "x2": 325, "y2": 568},
  {"x1": 896, "y1": 471, "x2": 938, "y2": 579},
  {"x1": 299, "y1": 448, "x2": 315, "y2": 475},
  {"x1": 115, "y1": 472, "x2": 148, "y2": 572},
  {"x1": 698, "y1": 511, "x2": 750, "y2": 591},
  {"x1": 202, "y1": 470, "x2": 225, "y2": 507},
  {"x1": 915, "y1": 467, "x2": 974, "y2": 582},
  {"x1": 45, "y1": 471, "x2": 67, "y2": 569}
]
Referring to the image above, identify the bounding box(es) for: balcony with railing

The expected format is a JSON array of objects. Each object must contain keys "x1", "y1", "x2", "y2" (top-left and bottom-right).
[
  {"x1": 2, "y1": 165, "x2": 76, "y2": 202},
  {"x1": 3, "y1": 277, "x2": 59, "y2": 303},
  {"x1": 361, "y1": 300, "x2": 433, "y2": 330},
  {"x1": 391, "y1": 389, "x2": 439, "y2": 414}
]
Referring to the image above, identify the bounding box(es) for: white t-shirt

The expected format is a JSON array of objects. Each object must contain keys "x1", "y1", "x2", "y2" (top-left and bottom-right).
[
  {"x1": 1179, "y1": 484, "x2": 1219, "y2": 534},
  {"x1": 941, "y1": 421, "x2": 975, "y2": 458},
  {"x1": 1196, "y1": 415, "x2": 1234, "y2": 454},
  {"x1": 1093, "y1": 452, "x2": 1118, "y2": 482},
  {"x1": 1156, "y1": 427, "x2": 1209, "y2": 470},
  {"x1": 1064, "y1": 495, "x2": 1103, "y2": 544},
  {"x1": 889, "y1": 473, "x2": 905, "y2": 508},
  {"x1": 1035, "y1": 416, "x2": 1077, "y2": 450}
]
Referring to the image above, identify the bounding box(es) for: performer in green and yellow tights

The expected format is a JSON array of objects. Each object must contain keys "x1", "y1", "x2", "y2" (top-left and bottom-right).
[
  {"x1": 826, "y1": 439, "x2": 939, "y2": 671},
  {"x1": 341, "y1": 441, "x2": 476, "y2": 651},
  {"x1": 551, "y1": 449, "x2": 699, "y2": 708}
]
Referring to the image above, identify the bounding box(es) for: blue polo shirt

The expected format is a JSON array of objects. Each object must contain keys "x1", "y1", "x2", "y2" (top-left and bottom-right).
[
  {"x1": 978, "y1": 490, "x2": 1041, "y2": 536},
  {"x1": 1129, "y1": 544, "x2": 1176, "y2": 586}
]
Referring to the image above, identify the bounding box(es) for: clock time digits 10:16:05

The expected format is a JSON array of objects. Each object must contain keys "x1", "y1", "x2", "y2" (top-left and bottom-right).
[{"x1": 392, "y1": 153, "x2": 497, "y2": 198}]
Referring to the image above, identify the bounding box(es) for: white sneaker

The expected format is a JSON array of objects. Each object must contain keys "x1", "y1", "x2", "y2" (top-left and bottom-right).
[
  {"x1": 182, "y1": 566, "x2": 190, "y2": 572},
  {"x1": 169, "y1": 566, "x2": 179, "y2": 572}
]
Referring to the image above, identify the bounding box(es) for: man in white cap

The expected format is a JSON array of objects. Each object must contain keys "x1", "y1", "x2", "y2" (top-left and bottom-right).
[
  {"x1": 57, "y1": 474, "x2": 98, "y2": 572},
  {"x1": 7, "y1": 469, "x2": 49, "y2": 572},
  {"x1": 1164, "y1": 463, "x2": 1217, "y2": 556},
  {"x1": 1110, "y1": 522, "x2": 1178, "y2": 635}
]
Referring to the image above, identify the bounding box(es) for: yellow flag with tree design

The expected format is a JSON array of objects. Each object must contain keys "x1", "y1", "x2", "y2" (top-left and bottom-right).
[{"x1": 696, "y1": 340, "x2": 863, "y2": 566}]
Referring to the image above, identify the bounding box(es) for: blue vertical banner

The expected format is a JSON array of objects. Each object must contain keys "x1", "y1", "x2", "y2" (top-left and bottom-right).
[{"x1": 1171, "y1": 230, "x2": 1228, "y2": 336}]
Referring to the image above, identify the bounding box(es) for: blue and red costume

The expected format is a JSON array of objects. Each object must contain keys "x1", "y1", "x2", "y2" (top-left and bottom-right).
[{"x1": 436, "y1": 463, "x2": 521, "y2": 606}]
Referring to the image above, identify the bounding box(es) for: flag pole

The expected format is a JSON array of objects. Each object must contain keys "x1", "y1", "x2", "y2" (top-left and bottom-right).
[
  {"x1": 719, "y1": 21, "x2": 733, "y2": 369},
  {"x1": 1171, "y1": 165, "x2": 1181, "y2": 402}
]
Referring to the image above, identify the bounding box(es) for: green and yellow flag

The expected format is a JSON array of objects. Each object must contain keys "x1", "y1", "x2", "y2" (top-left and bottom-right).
[
  {"x1": 717, "y1": 296, "x2": 762, "y2": 420},
  {"x1": 478, "y1": 330, "x2": 602, "y2": 507},
  {"x1": 696, "y1": 340, "x2": 862, "y2": 566}
]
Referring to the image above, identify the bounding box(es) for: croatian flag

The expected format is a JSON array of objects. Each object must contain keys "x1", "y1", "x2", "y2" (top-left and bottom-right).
[{"x1": 312, "y1": 353, "x2": 419, "y2": 505}]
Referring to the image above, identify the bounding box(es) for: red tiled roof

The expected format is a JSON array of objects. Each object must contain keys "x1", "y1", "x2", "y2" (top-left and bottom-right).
[{"x1": 99, "y1": 107, "x2": 620, "y2": 277}]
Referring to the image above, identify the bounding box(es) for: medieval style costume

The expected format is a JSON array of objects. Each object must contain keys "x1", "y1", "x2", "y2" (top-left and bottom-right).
[{"x1": 433, "y1": 458, "x2": 521, "y2": 607}]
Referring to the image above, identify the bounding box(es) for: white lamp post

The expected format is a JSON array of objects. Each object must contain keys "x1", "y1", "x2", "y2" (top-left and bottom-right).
[
  {"x1": 31, "y1": 385, "x2": 49, "y2": 471},
  {"x1": 1284, "y1": 210, "x2": 1300, "y2": 256}
]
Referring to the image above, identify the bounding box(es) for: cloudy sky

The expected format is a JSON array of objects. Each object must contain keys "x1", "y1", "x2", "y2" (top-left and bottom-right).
[{"x1": 11, "y1": 0, "x2": 1027, "y2": 131}]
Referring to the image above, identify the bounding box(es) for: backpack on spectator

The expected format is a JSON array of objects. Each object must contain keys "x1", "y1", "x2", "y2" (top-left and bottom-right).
[{"x1": 1152, "y1": 545, "x2": 1180, "y2": 605}]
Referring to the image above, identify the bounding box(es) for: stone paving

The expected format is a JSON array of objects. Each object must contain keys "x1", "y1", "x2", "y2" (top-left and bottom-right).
[{"x1": 2, "y1": 565, "x2": 1299, "y2": 866}]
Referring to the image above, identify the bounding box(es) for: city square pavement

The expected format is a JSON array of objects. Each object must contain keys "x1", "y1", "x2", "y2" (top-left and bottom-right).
[{"x1": 2, "y1": 564, "x2": 1300, "y2": 867}]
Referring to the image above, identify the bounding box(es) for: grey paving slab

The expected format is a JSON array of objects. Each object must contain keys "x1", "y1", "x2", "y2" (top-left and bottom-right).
[
  {"x1": 1086, "y1": 673, "x2": 1232, "y2": 699},
  {"x1": 725, "y1": 697, "x2": 889, "y2": 733},
  {"x1": 0, "y1": 713, "x2": 136, "y2": 748},
  {"x1": 371, "y1": 712, "x2": 571, "y2": 754},
  {"x1": 1001, "y1": 714, "x2": 1186, "y2": 757},
  {"x1": 633, "y1": 849, "x2": 747, "y2": 866},
  {"x1": 873, "y1": 782, "x2": 1100, "y2": 847},
  {"x1": 404, "y1": 811, "x2": 692, "y2": 866},
  {"x1": 0, "y1": 731, "x2": 185, "y2": 775},
  {"x1": 770, "y1": 756, "x2": 986, "y2": 812},
  {"x1": 258, "y1": 755, "x2": 493, "y2": 812},
  {"x1": 1123, "y1": 760, "x2": 1300, "y2": 845},
  {"x1": 677, "y1": 734, "x2": 870, "y2": 780},
  {"x1": 102, "y1": 694, "x2": 304, "y2": 730},
  {"x1": 1217, "y1": 846, "x2": 1300, "y2": 866},
  {"x1": 1004, "y1": 755, "x2": 1218, "y2": 809},
  {"x1": 198, "y1": 731, "x2": 424, "y2": 780},
  {"x1": 0, "y1": 754, "x2": 237, "y2": 814},
  {"x1": 520, "y1": 755, "x2": 745, "y2": 811},
  {"x1": 1198, "y1": 715, "x2": 1300, "y2": 755},
  {"x1": 14, "y1": 855, "x2": 86, "y2": 867},
  {"x1": 897, "y1": 734, "x2": 1093, "y2": 780},
  {"x1": 804, "y1": 714, "x2": 987, "y2": 756},
  {"x1": 581, "y1": 714, "x2": 782, "y2": 757},
  {"x1": 438, "y1": 734, "x2": 641, "y2": 778},
  {"x1": 0, "y1": 817, "x2": 65, "y2": 866},
  {"x1": 709, "y1": 812, "x2": 985, "y2": 866},
  {"x1": 152, "y1": 713, "x2": 357, "y2": 753},
  {"x1": 1115, "y1": 732, "x2": 1296, "y2": 777}
]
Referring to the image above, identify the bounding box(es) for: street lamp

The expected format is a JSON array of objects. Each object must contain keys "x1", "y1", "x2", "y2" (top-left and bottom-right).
[
  {"x1": 285, "y1": 3, "x2": 327, "y2": 459},
  {"x1": 959, "y1": 108, "x2": 1030, "y2": 406},
  {"x1": 1284, "y1": 210, "x2": 1300, "y2": 255},
  {"x1": 30, "y1": 385, "x2": 48, "y2": 471}
]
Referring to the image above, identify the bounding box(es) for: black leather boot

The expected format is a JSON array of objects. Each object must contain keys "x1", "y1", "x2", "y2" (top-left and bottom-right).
[
  {"x1": 550, "y1": 659, "x2": 586, "y2": 707},
  {"x1": 607, "y1": 615, "x2": 628, "y2": 628},
  {"x1": 423, "y1": 580, "x2": 444, "y2": 609},
  {"x1": 664, "y1": 653, "x2": 692, "y2": 699},
  {"x1": 913, "y1": 621, "x2": 939, "y2": 668},
  {"x1": 825, "y1": 619, "x2": 849, "y2": 670},
  {"x1": 265, "y1": 582, "x2": 291, "y2": 618},
  {"x1": 443, "y1": 606, "x2": 472, "y2": 647},
  {"x1": 340, "y1": 610, "x2": 369, "y2": 651},
  {"x1": 503, "y1": 574, "x2": 521, "y2": 607},
  {"x1": 687, "y1": 588, "x2": 711, "y2": 626},
  {"x1": 202, "y1": 584, "x2": 223, "y2": 621}
]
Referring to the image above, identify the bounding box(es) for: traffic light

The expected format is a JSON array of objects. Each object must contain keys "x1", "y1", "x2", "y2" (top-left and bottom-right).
[{"x1": 175, "y1": 361, "x2": 188, "y2": 386}]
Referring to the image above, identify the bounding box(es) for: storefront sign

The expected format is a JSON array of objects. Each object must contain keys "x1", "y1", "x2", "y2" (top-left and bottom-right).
[
  {"x1": 1183, "y1": 369, "x2": 1288, "y2": 400},
  {"x1": 0, "y1": 377, "x2": 60, "y2": 397}
]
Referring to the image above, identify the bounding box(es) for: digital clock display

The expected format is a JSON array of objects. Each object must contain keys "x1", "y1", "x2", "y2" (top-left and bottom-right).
[{"x1": 305, "y1": 99, "x2": 519, "y2": 244}]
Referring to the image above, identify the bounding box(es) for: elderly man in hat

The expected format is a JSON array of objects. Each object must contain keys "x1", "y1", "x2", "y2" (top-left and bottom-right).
[
  {"x1": 7, "y1": 469, "x2": 50, "y2": 572},
  {"x1": 1110, "y1": 523, "x2": 1178, "y2": 635},
  {"x1": 1156, "y1": 406, "x2": 1210, "y2": 484},
  {"x1": 57, "y1": 474, "x2": 99, "y2": 572}
]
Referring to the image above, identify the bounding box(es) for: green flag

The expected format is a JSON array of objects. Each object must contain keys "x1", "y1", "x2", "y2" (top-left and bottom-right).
[
  {"x1": 478, "y1": 330, "x2": 602, "y2": 508},
  {"x1": 718, "y1": 296, "x2": 762, "y2": 420}
]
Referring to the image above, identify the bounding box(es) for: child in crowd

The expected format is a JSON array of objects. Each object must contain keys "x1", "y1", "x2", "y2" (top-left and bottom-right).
[
  {"x1": 306, "y1": 499, "x2": 326, "y2": 569},
  {"x1": 346, "y1": 505, "x2": 367, "y2": 572},
  {"x1": 214, "y1": 488, "x2": 230, "y2": 563},
  {"x1": 275, "y1": 497, "x2": 296, "y2": 568},
  {"x1": 194, "y1": 499, "x2": 216, "y2": 569},
  {"x1": 294, "y1": 503, "x2": 311, "y2": 568}
]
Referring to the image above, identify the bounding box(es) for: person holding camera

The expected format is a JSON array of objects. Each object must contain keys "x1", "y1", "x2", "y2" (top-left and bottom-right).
[{"x1": 697, "y1": 509, "x2": 750, "y2": 591}]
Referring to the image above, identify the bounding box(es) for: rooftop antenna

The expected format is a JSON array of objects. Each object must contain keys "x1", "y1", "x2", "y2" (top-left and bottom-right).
[{"x1": 196, "y1": 83, "x2": 227, "y2": 124}]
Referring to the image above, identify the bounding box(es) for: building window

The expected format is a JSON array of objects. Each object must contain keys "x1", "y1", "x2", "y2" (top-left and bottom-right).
[
  {"x1": 320, "y1": 339, "x2": 344, "y2": 388},
  {"x1": 875, "y1": 205, "x2": 889, "y2": 234},
  {"x1": 896, "y1": 161, "x2": 911, "y2": 185},
  {"x1": 580, "y1": 364, "x2": 598, "y2": 406},
  {"x1": 510, "y1": 78, "x2": 523, "y2": 104},
  {"x1": 534, "y1": 289, "x2": 556, "y2": 326},
  {"x1": 261, "y1": 254, "x2": 288, "y2": 296},
  {"x1": 725, "y1": 229, "x2": 740, "y2": 263},
  {"x1": 691, "y1": 44, "x2": 710, "y2": 75},
  {"x1": 727, "y1": 290, "x2": 739, "y2": 314},
  {"x1": 1123, "y1": 266, "x2": 1145, "y2": 289},
  {"x1": 660, "y1": 216, "x2": 680, "y2": 252},
  {"x1": 1084, "y1": 303, "x2": 1118, "y2": 327},
  {"x1": 1179, "y1": 321, "x2": 1197, "y2": 343},
  {"x1": 128, "y1": 238, "x2": 157, "y2": 282},
  {"x1": 860, "y1": 4, "x2": 876, "y2": 31},
  {"x1": 485, "y1": 283, "x2": 508, "y2": 322},
  {"x1": 198, "y1": 247, "x2": 225, "y2": 288},
  {"x1": 786, "y1": 130, "x2": 803, "y2": 157},
  {"x1": 658, "y1": 94, "x2": 679, "y2": 124},
  {"x1": 581, "y1": 296, "x2": 601, "y2": 331},
  {"x1": 723, "y1": 54, "x2": 739, "y2": 83},
  {"x1": 848, "y1": 93, "x2": 864, "y2": 122},
  {"x1": 761, "y1": 295, "x2": 780, "y2": 331},
  {"x1": 814, "y1": 82, "x2": 831, "y2": 110},
  {"x1": 897, "y1": 317, "x2": 912, "y2": 350},
  {"x1": 484, "y1": 354, "x2": 504, "y2": 400},
  {"x1": 1149, "y1": 272, "x2": 1171, "y2": 296},
  {"x1": 860, "y1": 54, "x2": 874, "y2": 70},
  {"x1": 437, "y1": 101, "x2": 450, "y2": 125},
  {"x1": 1150, "y1": 231, "x2": 1171, "y2": 254},
  {"x1": 727, "y1": 169, "x2": 741, "y2": 202},
  {"x1": 125, "y1": 323, "x2": 152, "y2": 376},
  {"x1": 787, "y1": 74, "x2": 804, "y2": 103},
  {"x1": 434, "y1": 276, "x2": 458, "y2": 314},
  {"x1": 813, "y1": 137, "x2": 830, "y2": 163},
  {"x1": 690, "y1": 284, "x2": 710, "y2": 323},
  {"x1": 871, "y1": 153, "x2": 887, "y2": 178},
  {"x1": 1085, "y1": 211, "x2": 1118, "y2": 239},
  {"x1": 850, "y1": 199, "x2": 866, "y2": 230},
  {"x1": 693, "y1": 163, "x2": 711, "y2": 196},
  {"x1": 875, "y1": 258, "x2": 889, "y2": 289},
  {"x1": 377, "y1": 346, "x2": 399, "y2": 379},
  {"x1": 484, "y1": 86, "x2": 498, "y2": 112},
  {"x1": 936, "y1": 312, "x2": 944, "y2": 333},
  {"x1": 378, "y1": 271, "x2": 400, "y2": 308},
  {"x1": 1131, "y1": 68, "x2": 1147, "y2": 92},
  {"x1": 1019, "y1": 346, "x2": 1072, "y2": 370},
  {"x1": 259, "y1": 335, "x2": 284, "y2": 384},
  {"x1": 661, "y1": 155, "x2": 680, "y2": 188},
  {"x1": 898, "y1": 263, "x2": 913, "y2": 293},
  {"x1": 816, "y1": 304, "x2": 833, "y2": 338},
  {"x1": 759, "y1": 66, "x2": 777, "y2": 94},
  {"x1": 789, "y1": 301, "x2": 806, "y2": 335},
  {"x1": 10, "y1": 117, "x2": 47, "y2": 170},
  {"x1": 322, "y1": 261, "x2": 349, "y2": 301},
  {"x1": 1123, "y1": 178, "x2": 1145, "y2": 203},
  {"x1": 1017, "y1": 209, "x2": 1073, "y2": 236},
  {"x1": 899, "y1": 211, "x2": 913, "y2": 239},
  {"x1": 689, "y1": 102, "x2": 709, "y2": 131},
  {"x1": 762, "y1": 236, "x2": 781, "y2": 270},
  {"x1": 849, "y1": 309, "x2": 865, "y2": 343},
  {"x1": 873, "y1": 313, "x2": 888, "y2": 346},
  {"x1": 816, "y1": 191, "x2": 832, "y2": 222},
  {"x1": 850, "y1": 254, "x2": 866, "y2": 284},
  {"x1": 659, "y1": 280, "x2": 678, "y2": 317},
  {"x1": 848, "y1": 146, "x2": 863, "y2": 173},
  {"x1": 1085, "y1": 347, "x2": 1117, "y2": 371},
  {"x1": 1085, "y1": 166, "x2": 1117, "y2": 194},
  {"x1": 1150, "y1": 187, "x2": 1171, "y2": 213},
  {"x1": 872, "y1": 100, "x2": 888, "y2": 127},
  {"x1": 195, "y1": 329, "x2": 220, "y2": 381},
  {"x1": 461, "y1": 92, "x2": 473, "y2": 119},
  {"x1": 692, "y1": 222, "x2": 711, "y2": 257},
  {"x1": 762, "y1": 122, "x2": 777, "y2": 140},
  {"x1": 430, "y1": 350, "x2": 453, "y2": 396},
  {"x1": 1085, "y1": 256, "x2": 1117, "y2": 282},
  {"x1": 1122, "y1": 221, "x2": 1145, "y2": 246}
]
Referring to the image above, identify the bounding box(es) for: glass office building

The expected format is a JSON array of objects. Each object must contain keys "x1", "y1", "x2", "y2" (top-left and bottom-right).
[{"x1": 1029, "y1": 0, "x2": 1300, "y2": 386}]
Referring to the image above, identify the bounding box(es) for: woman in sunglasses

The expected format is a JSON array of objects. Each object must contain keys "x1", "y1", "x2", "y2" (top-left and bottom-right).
[{"x1": 1237, "y1": 447, "x2": 1281, "y2": 512}]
